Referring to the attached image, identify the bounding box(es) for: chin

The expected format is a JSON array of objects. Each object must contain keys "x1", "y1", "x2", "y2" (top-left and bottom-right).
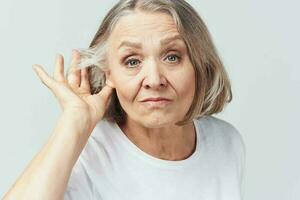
[{"x1": 135, "y1": 115, "x2": 179, "y2": 128}]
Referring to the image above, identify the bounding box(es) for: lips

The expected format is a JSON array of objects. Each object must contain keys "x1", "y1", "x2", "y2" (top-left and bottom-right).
[
  {"x1": 139, "y1": 97, "x2": 172, "y2": 108},
  {"x1": 140, "y1": 97, "x2": 172, "y2": 102}
]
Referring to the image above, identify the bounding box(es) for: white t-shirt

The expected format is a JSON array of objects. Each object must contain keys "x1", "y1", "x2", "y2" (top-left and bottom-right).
[{"x1": 64, "y1": 116, "x2": 246, "y2": 200}]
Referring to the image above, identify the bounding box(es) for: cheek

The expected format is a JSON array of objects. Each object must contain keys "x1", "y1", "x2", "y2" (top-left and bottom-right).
[
  {"x1": 111, "y1": 71, "x2": 141, "y2": 104},
  {"x1": 171, "y1": 66, "x2": 195, "y2": 100}
]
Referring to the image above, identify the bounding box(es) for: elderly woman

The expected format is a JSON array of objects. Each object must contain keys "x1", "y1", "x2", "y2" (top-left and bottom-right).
[{"x1": 4, "y1": 0, "x2": 246, "y2": 200}]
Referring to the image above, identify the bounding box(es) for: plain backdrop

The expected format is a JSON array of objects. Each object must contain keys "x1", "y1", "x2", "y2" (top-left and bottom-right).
[{"x1": 0, "y1": 0, "x2": 299, "y2": 199}]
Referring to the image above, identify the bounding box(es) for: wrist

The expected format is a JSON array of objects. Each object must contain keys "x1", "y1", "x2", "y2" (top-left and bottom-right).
[{"x1": 60, "y1": 109, "x2": 94, "y2": 136}]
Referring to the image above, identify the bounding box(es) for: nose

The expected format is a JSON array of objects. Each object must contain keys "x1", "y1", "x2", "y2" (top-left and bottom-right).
[{"x1": 142, "y1": 59, "x2": 167, "y2": 90}]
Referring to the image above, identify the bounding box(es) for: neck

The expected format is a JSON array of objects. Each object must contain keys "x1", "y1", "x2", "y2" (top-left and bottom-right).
[{"x1": 119, "y1": 118, "x2": 196, "y2": 161}]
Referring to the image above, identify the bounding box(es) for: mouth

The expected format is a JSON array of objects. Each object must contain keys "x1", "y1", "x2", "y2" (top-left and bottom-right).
[
  {"x1": 140, "y1": 97, "x2": 172, "y2": 102},
  {"x1": 140, "y1": 98, "x2": 172, "y2": 108}
]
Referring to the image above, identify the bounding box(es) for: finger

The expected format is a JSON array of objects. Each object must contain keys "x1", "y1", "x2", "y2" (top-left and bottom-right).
[
  {"x1": 67, "y1": 50, "x2": 81, "y2": 88},
  {"x1": 53, "y1": 54, "x2": 65, "y2": 82},
  {"x1": 32, "y1": 64, "x2": 56, "y2": 90},
  {"x1": 95, "y1": 85, "x2": 114, "y2": 106},
  {"x1": 80, "y1": 67, "x2": 91, "y2": 92}
]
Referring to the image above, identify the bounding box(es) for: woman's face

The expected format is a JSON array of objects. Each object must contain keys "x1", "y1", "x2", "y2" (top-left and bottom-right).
[{"x1": 106, "y1": 11, "x2": 195, "y2": 128}]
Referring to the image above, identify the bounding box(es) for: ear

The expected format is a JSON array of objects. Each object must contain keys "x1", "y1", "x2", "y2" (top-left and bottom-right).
[{"x1": 104, "y1": 69, "x2": 115, "y2": 88}]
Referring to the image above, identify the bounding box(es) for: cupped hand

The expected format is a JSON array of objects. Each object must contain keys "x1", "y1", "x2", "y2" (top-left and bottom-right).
[{"x1": 32, "y1": 50, "x2": 113, "y2": 127}]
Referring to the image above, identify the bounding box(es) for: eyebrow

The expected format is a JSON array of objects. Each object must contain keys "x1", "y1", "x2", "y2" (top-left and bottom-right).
[{"x1": 117, "y1": 35, "x2": 183, "y2": 50}]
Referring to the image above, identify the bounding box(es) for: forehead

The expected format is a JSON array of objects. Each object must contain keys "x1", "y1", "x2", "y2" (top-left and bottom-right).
[{"x1": 109, "y1": 11, "x2": 181, "y2": 47}]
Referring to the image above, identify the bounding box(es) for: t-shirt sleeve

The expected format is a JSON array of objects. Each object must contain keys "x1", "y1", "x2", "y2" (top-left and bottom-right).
[{"x1": 64, "y1": 157, "x2": 94, "y2": 200}]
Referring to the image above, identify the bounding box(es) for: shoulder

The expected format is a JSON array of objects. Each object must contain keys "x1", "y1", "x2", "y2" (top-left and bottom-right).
[
  {"x1": 65, "y1": 120, "x2": 116, "y2": 198},
  {"x1": 89, "y1": 119, "x2": 117, "y2": 142},
  {"x1": 79, "y1": 119, "x2": 116, "y2": 161},
  {"x1": 196, "y1": 115, "x2": 246, "y2": 156},
  {"x1": 72, "y1": 119, "x2": 122, "y2": 176},
  {"x1": 197, "y1": 115, "x2": 240, "y2": 134},
  {"x1": 196, "y1": 116, "x2": 246, "y2": 194}
]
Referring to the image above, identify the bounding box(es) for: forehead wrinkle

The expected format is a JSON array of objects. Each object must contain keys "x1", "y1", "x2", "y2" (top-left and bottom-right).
[{"x1": 117, "y1": 34, "x2": 184, "y2": 50}]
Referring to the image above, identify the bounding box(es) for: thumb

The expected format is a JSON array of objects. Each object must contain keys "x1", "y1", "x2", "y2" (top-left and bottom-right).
[{"x1": 95, "y1": 85, "x2": 114, "y2": 106}]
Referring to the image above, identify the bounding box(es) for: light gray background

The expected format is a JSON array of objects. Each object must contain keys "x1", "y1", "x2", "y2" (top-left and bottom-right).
[{"x1": 0, "y1": 0, "x2": 299, "y2": 199}]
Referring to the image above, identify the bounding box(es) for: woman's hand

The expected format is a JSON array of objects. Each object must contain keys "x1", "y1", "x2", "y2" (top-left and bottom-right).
[
  {"x1": 3, "y1": 50, "x2": 112, "y2": 200},
  {"x1": 32, "y1": 50, "x2": 113, "y2": 130}
]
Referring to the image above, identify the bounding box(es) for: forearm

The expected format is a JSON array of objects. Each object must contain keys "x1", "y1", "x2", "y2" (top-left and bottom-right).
[{"x1": 3, "y1": 111, "x2": 92, "y2": 200}]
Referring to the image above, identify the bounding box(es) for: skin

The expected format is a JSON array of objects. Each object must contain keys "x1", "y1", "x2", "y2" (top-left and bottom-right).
[{"x1": 105, "y1": 11, "x2": 197, "y2": 160}]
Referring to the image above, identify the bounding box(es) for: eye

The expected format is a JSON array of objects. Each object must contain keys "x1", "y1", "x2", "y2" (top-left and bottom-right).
[
  {"x1": 124, "y1": 58, "x2": 141, "y2": 68},
  {"x1": 165, "y1": 54, "x2": 181, "y2": 63}
]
